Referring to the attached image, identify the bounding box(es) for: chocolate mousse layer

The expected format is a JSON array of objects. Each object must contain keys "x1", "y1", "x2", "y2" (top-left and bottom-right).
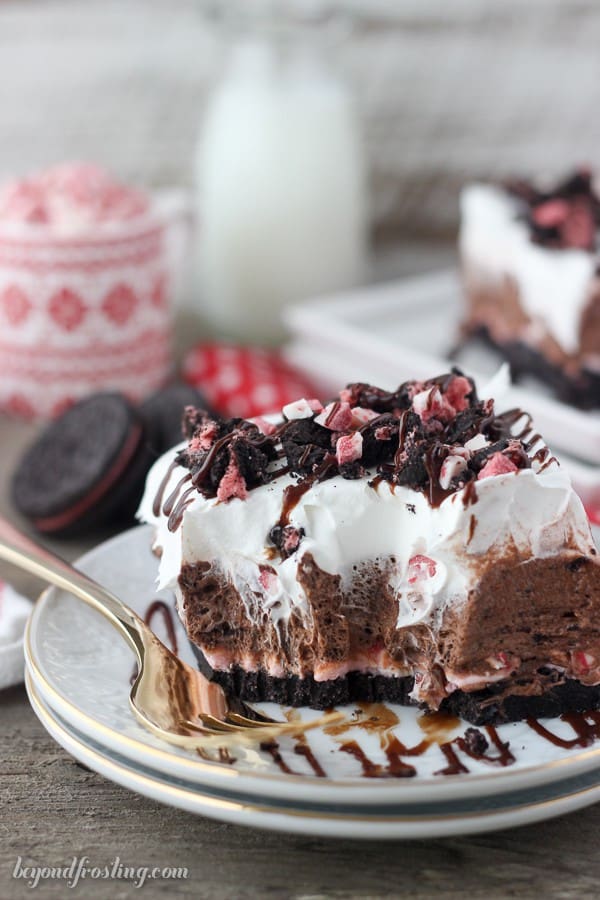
[{"x1": 179, "y1": 548, "x2": 600, "y2": 724}]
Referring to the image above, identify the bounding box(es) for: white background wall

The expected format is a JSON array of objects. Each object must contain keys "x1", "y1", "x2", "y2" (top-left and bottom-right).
[{"x1": 1, "y1": 0, "x2": 600, "y2": 235}]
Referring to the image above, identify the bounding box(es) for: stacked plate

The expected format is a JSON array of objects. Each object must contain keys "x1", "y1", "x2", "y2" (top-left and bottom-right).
[{"x1": 25, "y1": 525, "x2": 600, "y2": 839}]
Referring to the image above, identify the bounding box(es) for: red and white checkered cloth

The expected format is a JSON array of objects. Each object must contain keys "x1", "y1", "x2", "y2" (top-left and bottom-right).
[
  {"x1": 182, "y1": 343, "x2": 321, "y2": 419},
  {"x1": 0, "y1": 581, "x2": 30, "y2": 690}
]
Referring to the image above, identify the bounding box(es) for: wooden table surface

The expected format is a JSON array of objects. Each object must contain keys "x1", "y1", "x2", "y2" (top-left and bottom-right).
[{"x1": 1, "y1": 243, "x2": 599, "y2": 900}]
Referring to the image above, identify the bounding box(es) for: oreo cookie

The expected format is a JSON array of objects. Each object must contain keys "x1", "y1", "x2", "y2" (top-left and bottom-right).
[
  {"x1": 12, "y1": 393, "x2": 152, "y2": 537},
  {"x1": 140, "y1": 382, "x2": 214, "y2": 458}
]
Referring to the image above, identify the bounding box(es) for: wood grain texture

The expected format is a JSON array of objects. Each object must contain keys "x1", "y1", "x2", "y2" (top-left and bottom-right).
[
  {"x1": 0, "y1": 0, "x2": 598, "y2": 235},
  {"x1": 2, "y1": 680, "x2": 600, "y2": 900},
  {"x1": 1, "y1": 242, "x2": 599, "y2": 899}
]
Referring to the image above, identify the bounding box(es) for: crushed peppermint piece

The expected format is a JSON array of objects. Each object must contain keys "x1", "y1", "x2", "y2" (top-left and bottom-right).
[
  {"x1": 464, "y1": 434, "x2": 489, "y2": 452},
  {"x1": 350, "y1": 407, "x2": 380, "y2": 427},
  {"x1": 258, "y1": 567, "x2": 278, "y2": 592},
  {"x1": 315, "y1": 401, "x2": 354, "y2": 431},
  {"x1": 283, "y1": 398, "x2": 322, "y2": 420},
  {"x1": 407, "y1": 555, "x2": 437, "y2": 584},
  {"x1": 335, "y1": 431, "x2": 363, "y2": 466},
  {"x1": 174, "y1": 369, "x2": 536, "y2": 511},
  {"x1": 249, "y1": 416, "x2": 277, "y2": 435},
  {"x1": 439, "y1": 454, "x2": 469, "y2": 490},
  {"x1": 477, "y1": 452, "x2": 519, "y2": 480},
  {"x1": 216, "y1": 455, "x2": 248, "y2": 502}
]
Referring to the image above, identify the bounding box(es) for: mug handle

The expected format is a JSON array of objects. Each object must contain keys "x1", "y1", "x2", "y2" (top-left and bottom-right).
[{"x1": 153, "y1": 188, "x2": 195, "y2": 309}]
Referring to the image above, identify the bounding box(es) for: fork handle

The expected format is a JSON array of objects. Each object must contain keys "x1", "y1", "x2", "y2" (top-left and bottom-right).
[{"x1": 0, "y1": 515, "x2": 146, "y2": 662}]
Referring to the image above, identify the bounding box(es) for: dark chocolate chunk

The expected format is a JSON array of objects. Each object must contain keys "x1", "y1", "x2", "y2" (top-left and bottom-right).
[{"x1": 281, "y1": 418, "x2": 331, "y2": 476}]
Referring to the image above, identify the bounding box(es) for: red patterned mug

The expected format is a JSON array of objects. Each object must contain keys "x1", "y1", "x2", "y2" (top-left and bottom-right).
[{"x1": 0, "y1": 174, "x2": 185, "y2": 419}]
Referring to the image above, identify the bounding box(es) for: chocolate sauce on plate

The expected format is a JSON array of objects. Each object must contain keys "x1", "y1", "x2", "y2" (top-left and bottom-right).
[
  {"x1": 527, "y1": 711, "x2": 600, "y2": 748},
  {"x1": 130, "y1": 598, "x2": 179, "y2": 683}
]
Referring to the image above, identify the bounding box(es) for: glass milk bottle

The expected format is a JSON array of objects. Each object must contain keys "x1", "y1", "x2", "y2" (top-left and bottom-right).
[{"x1": 195, "y1": 32, "x2": 368, "y2": 344}]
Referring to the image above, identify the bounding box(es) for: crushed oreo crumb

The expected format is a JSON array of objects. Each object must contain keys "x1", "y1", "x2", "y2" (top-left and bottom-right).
[
  {"x1": 268, "y1": 524, "x2": 305, "y2": 558},
  {"x1": 463, "y1": 727, "x2": 489, "y2": 756},
  {"x1": 176, "y1": 369, "x2": 538, "y2": 506}
]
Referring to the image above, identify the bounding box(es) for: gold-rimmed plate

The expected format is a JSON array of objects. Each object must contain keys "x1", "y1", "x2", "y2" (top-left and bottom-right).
[
  {"x1": 25, "y1": 525, "x2": 600, "y2": 807},
  {"x1": 26, "y1": 670, "x2": 600, "y2": 839}
]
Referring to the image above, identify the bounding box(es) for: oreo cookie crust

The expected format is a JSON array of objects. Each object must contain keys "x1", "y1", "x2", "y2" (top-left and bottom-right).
[
  {"x1": 12, "y1": 393, "x2": 152, "y2": 537},
  {"x1": 191, "y1": 645, "x2": 600, "y2": 725}
]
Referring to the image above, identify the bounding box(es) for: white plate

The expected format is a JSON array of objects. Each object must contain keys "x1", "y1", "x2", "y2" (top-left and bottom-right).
[
  {"x1": 26, "y1": 671, "x2": 600, "y2": 840},
  {"x1": 284, "y1": 269, "x2": 600, "y2": 467},
  {"x1": 25, "y1": 525, "x2": 600, "y2": 811}
]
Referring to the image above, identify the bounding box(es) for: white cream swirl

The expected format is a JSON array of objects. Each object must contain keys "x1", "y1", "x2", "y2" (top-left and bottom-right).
[{"x1": 138, "y1": 448, "x2": 595, "y2": 636}]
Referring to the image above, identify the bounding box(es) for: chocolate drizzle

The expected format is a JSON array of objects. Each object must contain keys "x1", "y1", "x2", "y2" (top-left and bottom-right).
[
  {"x1": 293, "y1": 740, "x2": 327, "y2": 777},
  {"x1": 260, "y1": 739, "x2": 300, "y2": 775},
  {"x1": 152, "y1": 460, "x2": 177, "y2": 517},
  {"x1": 131, "y1": 597, "x2": 179, "y2": 683},
  {"x1": 435, "y1": 743, "x2": 469, "y2": 776},
  {"x1": 144, "y1": 599, "x2": 179, "y2": 656},
  {"x1": 339, "y1": 740, "x2": 388, "y2": 778},
  {"x1": 159, "y1": 373, "x2": 554, "y2": 537},
  {"x1": 277, "y1": 480, "x2": 313, "y2": 529},
  {"x1": 168, "y1": 485, "x2": 196, "y2": 533},
  {"x1": 527, "y1": 711, "x2": 600, "y2": 748}
]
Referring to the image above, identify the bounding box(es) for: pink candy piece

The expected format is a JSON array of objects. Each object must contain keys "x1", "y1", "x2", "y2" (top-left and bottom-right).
[
  {"x1": 412, "y1": 375, "x2": 472, "y2": 424},
  {"x1": 249, "y1": 416, "x2": 277, "y2": 435},
  {"x1": 532, "y1": 199, "x2": 570, "y2": 228},
  {"x1": 412, "y1": 386, "x2": 453, "y2": 424},
  {"x1": 335, "y1": 431, "x2": 363, "y2": 465},
  {"x1": 407, "y1": 555, "x2": 437, "y2": 585},
  {"x1": 477, "y1": 452, "x2": 519, "y2": 480},
  {"x1": 351, "y1": 407, "x2": 379, "y2": 427},
  {"x1": 216, "y1": 455, "x2": 248, "y2": 502},
  {"x1": 282, "y1": 398, "x2": 323, "y2": 420},
  {"x1": 0, "y1": 162, "x2": 148, "y2": 228},
  {"x1": 259, "y1": 568, "x2": 278, "y2": 592},
  {"x1": 189, "y1": 420, "x2": 219, "y2": 451},
  {"x1": 571, "y1": 650, "x2": 595, "y2": 675},
  {"x1": 0, "y1": 180, "x2": 48, "y2": 224},
  {"x1": 315, "y1": 401, "x2": 354, "y2": 431},
  {"x1": 282, "y1": 527, "x2": 303, "y2": 554},
  {"x1": 444, "y1": 375, "x2": 472, "y2": 413}
]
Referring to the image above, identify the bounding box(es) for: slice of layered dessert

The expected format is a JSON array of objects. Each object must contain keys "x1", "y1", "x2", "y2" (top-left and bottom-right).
[
  {"x1": 138, "y1": 370, "x2": 600, "y2": 724},
  {"x1": 459, "y1": 168, "x2": 600, "y2": 407}
]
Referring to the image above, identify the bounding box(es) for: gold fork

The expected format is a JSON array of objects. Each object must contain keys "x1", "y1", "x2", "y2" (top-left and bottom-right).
[{"x1": 0, "y1": 516, "x2": 341, "y2": 749}]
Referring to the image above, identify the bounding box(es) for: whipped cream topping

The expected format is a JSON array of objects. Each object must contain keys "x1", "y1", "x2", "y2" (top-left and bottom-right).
[
  {"x1": 460, "y1": 183, "x2": 595, "y2": 356},
  {"x1": 139, "y1": 440, "x2": 594, "y2": 647}
]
